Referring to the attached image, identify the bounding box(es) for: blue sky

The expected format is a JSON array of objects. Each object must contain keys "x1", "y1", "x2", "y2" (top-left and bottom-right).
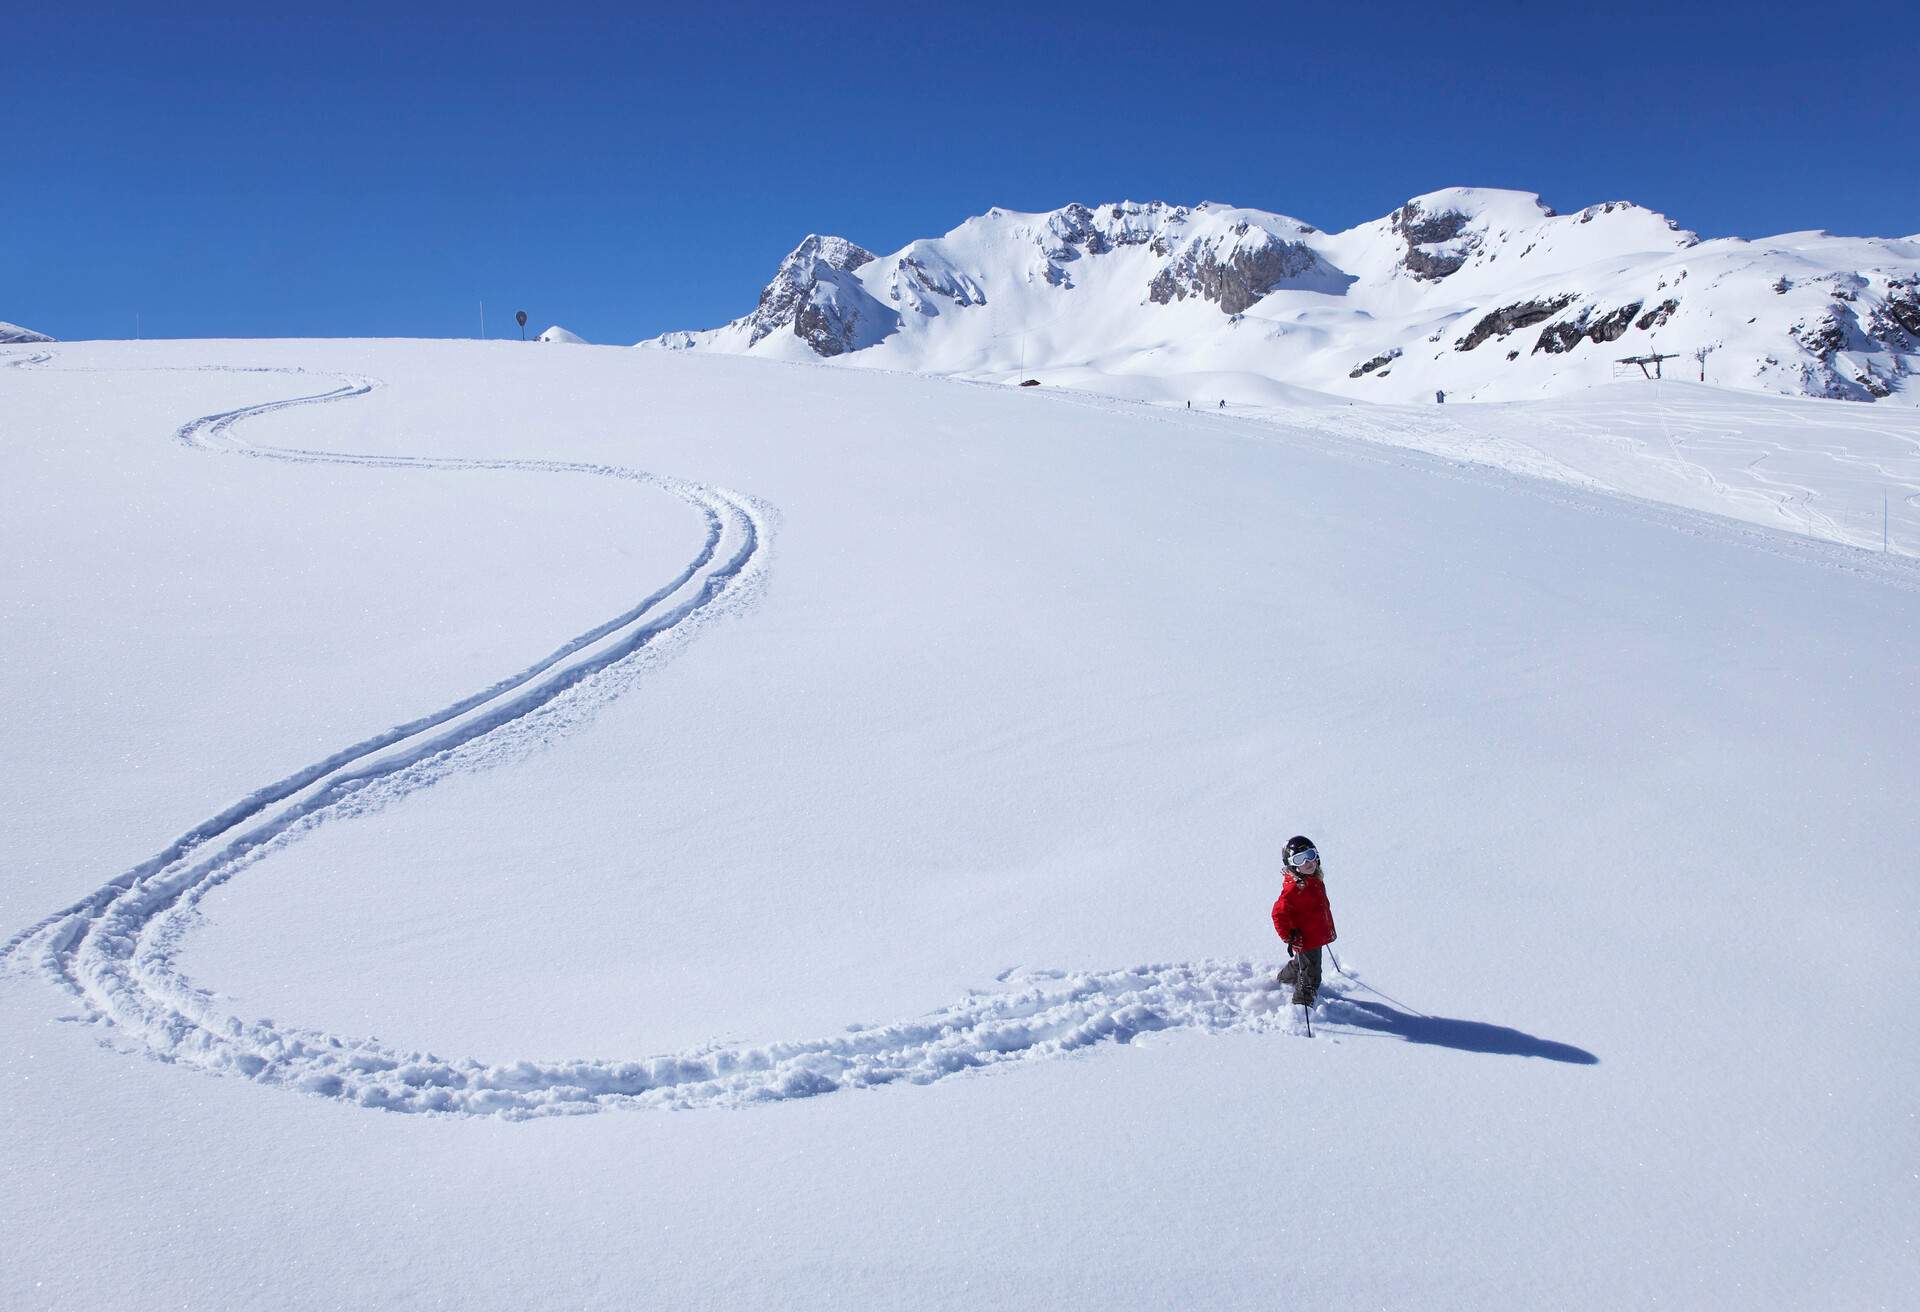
[{"x1": 7, "y1": 2, "x2": 1914, "y2": 344}]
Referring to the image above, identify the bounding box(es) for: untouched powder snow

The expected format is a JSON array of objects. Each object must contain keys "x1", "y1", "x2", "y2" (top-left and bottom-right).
[
  {"x1": 646, "y1": 190, "x2": 1920, "y2": 406},
  {"x1": 2, "y1": 339, "x2": 1916, "y2": 1309}
]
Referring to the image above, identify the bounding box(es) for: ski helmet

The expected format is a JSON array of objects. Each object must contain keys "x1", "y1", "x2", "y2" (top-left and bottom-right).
[{"x1": 1284, "y1": 835, "x2": 1317, "y2": 865}]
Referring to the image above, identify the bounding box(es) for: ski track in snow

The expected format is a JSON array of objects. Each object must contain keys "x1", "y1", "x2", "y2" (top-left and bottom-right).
[{"x1": 1, "y1": 352, "x2": 1328, "y2": 1118}]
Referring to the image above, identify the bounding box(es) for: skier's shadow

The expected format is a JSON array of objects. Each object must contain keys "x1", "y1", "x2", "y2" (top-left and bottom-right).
[{"x1": 1326, "y1": 997, "x2": 1598, "y2": 1064}]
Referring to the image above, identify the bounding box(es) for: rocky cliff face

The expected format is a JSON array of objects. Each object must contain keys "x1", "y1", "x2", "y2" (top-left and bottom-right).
[
  {"x1": 1787, "y1": 299, "x2": 1906, "y2": 400},
  {"x1": 744, "y1": 235, "x2": 885, "y2": 353},
  {"x1": 1147, "y1": 222, "x2": 1330, "y2": 314},
  {"x1": 1532, "y1": 301, "x2": 1644, "y2": 355},
  {"x1": 1030, "y1": 201, "x2": 1190, "y2": 288},
  {"x1": 1391, "y1": 201, "x2": 1482, "y2": 281},
  {"x1": 1455, "y1": 295, "x2": 1579, "y2": 352},
  {"x1": 791, "y1": 267, "x2": 899, "y2": 358},
  {"x1": 650, "y1": 235, "x2": 898, "y2": 359},
  {"x1": 1869, "y1": 276, "x2": 1920, "y2": 347},
  {"x1": 1042, "y1": 201, "x2": 1186, "y2": 259}
]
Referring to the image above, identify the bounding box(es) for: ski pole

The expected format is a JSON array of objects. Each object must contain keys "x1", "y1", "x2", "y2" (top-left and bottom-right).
[{"x1": 1325, "y1": 948, "x2": 1429, "y2": 1018}]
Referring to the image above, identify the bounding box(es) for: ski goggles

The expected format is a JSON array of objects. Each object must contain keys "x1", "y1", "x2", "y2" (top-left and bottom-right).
[{"x1": 1286, "y1": 847, "x2": 1320, "y2": 870}]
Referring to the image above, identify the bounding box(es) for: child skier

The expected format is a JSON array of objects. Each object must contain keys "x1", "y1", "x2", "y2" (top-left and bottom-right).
[{"x1": 1272, "y1": 836, "x2": 1337, "y2": 1007}]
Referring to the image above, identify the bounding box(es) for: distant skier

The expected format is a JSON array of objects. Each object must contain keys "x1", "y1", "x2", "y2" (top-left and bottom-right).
[
  {"x1": 1435, "y1": 389, "x2": 1446, "y2": 404},
  {"x1": 1272, "y1": 836, "x2": 1337, "y2": 1007},
  {"x1": 1218, "y1": 399, "x2": 1225, "y2": 409}
]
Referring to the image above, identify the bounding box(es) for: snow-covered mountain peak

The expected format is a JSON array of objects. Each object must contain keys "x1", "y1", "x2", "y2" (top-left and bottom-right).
[
  {"x1": 649, "y1": 232, "x2": 891, "y2": 358},
  {"x1": 1399, "y1": 185, "x2": 1556, "y2": 220},
  {"x1": 924, "y1": 200, "x2": 1199, "y2": 289},
  {"x1": 537, "y1": 325, "x2": 586, "y2": 344},
  {"x1": 1356, "y1": 188, "x2": 1694, "y2": 287},
  {"x1": 1378, "y1": 188, "x2": 1550, "y2": 280},
  {"x1": 783, "y1": 233, "x2": 876, "y2": 274},
  {"x1": 643, "y1": 189, "x2": 1919, "y2": 404},
  {"x1": 1, "y1": 321, "x2": 54, "y2": 344},
  {"x1": 1035, "y1": 200, "x2": 1191, "y2": 254}
]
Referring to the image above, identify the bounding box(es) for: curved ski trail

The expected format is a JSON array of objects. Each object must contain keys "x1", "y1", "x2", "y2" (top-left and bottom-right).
[{"x1": 4, "y1": 355, "x2": 1313, "y2": 1118}]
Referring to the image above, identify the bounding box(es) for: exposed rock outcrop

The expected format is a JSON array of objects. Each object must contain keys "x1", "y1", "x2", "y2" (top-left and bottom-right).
[
  {"x1": 1455, "y1": 294, "x2": 1578, "y2": 351},
  {"x1": 1045, "y1": 201, "x2": 1187, "y2": 260},
  {"x1": 1392, "y1": 202, "x2": 1476, "y2": 281},
  {"x1": 1147, "y1": 222, "x2": 1326, "y2": 314},
  {"x1": 793, "y1": 274, "x2": 899, "y2": 357},
  {"x1": 1533, "y1": 320, "x2": 1586, "y2": 355},
  {"x1": 1578, "y1": 201, "x2": 1636, "y2": 224},
  {"x1": 1532, "y1": 301, "x2": 1645, "y2": 354},
  {"x1": 1585, "y1": 302, "x2": 1643, "y2": 344},
  {"x1": 1869, "y1": 276, "x2": 1920, "y2": 346},
  {"x1": 1349, "y1": 348, "x2": 1402, "y2": 378},
  {"x1": 728, "y1": 235, "x2": 901, "y2": 357},
  {"x1": 1783, "y1": 303, "x2": 1900, "y2": 401},
  {"x1": 745, "y1": 236, "x2": 879, "y2": 347},
  {"x1": 1635, "y1": 299, "x2": 1679, "y2": 330},
  {"x1": 1035, "y1": 202, "x2": 1192, "y2": 286},
  {"x1": 886, "y1": 250, "x2": 986, "y2": 313},
  {"x1": 1791, "y1": 310, "x2": 1850, "y2": 361},
  {"x1": 0, "y1": 321, "x2": 53, "y2": 344}
]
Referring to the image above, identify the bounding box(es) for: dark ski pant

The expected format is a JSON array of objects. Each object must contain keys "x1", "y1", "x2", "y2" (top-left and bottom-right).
[{"x1": 1276, "y1": 947, "x2": 1322, "y2": 1005}]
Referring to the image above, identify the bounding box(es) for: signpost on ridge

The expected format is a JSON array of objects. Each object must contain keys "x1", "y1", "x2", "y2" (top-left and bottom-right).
[{"x1": 516, "y1": 310, "x2": 528, "y2": 340}]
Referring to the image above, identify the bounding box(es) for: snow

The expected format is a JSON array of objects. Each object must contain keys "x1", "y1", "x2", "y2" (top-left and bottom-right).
[
  {"x1": 537, "y1": 324, "x2": 586, "y2": 343},
  {"x1": 0, "y1": 320, "x2": 54, "y2": 344},
  {"x1": 647, "y1": 192, "x2": 1920, "y2": 406},
  {"x1": 1031, "y1": 372, "x2": 1920, "y2": 552},
  {"x1": 3, "y1": 338, "x2": 1917, "y2": 1308}
]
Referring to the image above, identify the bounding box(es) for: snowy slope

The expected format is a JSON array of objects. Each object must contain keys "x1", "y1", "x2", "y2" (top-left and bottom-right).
[
  {"x1": 537, "y1": 324, "x2": 586, "y2": 343},
  {"x1": 646, "y1": 190, "x2": 1920, "y2": 405},
  {"x1": 1, "y1": 320, "x2": 54, "y2": 344},
  {"x1": 1049, "y1": 373, "x2": 1920, "y2": 554},
  {"x1": 3, "y1": 340, "x2": 1917, "y2": 1310}
]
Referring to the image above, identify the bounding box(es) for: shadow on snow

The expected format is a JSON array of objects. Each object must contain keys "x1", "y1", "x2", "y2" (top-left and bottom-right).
[{"x1": 1325, "y1": 997, "x2": 1598, "y2": 1065}]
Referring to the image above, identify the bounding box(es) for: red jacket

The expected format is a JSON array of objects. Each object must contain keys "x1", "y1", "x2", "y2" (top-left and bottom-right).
[{"x1": 1271, "y1": 873, "x2": 1337, "y2": 951}]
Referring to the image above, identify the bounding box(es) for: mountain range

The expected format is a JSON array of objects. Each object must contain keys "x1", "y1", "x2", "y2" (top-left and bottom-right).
[{"x1": 643, "y1": 188, "x2": 1920, "y2": 404}]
